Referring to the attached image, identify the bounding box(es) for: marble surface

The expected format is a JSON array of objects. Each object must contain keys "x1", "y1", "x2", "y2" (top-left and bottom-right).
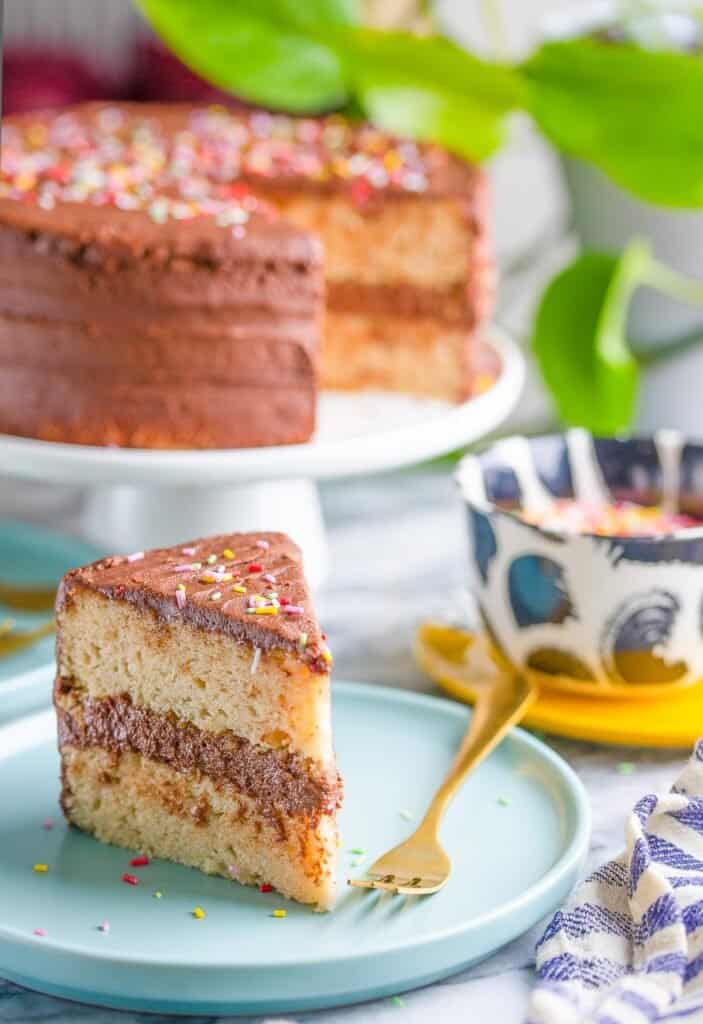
[{"x1": 0, "y1": 469, "x2": 690, "y2": 1024}]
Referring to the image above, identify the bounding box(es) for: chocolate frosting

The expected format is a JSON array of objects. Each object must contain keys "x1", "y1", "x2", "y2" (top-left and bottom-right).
[
  {"x1": 56, "y1": 695, "x2": 341, "y2": 823},
  {"x1": 56, "y1": 531, "x2": 331, "y2": 672},
  {"x1": 0, "y1": 106, "x2": 324, "y2": 449}
]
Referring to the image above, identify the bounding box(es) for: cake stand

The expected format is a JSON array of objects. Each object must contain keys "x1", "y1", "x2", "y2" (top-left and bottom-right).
[{"x1": 0, "y1": 328, "x2": 523, "y2": 586}]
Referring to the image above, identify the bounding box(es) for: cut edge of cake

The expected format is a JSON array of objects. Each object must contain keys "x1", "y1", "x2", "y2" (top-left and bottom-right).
[{"x1": 54, "y1": 532, "x2": 342, "y2": 910}]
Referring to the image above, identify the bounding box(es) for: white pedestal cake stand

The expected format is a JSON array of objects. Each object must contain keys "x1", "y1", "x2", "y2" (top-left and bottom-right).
[{"x1": 0, "y1": 328, "x2": 523, "y2": 586}]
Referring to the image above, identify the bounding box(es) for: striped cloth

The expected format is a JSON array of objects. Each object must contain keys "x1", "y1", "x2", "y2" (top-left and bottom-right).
[{"x1": 529, "y1": 740, "x2": 703, "y2": 1024}]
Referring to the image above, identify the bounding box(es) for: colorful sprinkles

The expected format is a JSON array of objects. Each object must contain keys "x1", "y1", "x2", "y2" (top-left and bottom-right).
[
  {"x1": 122, "y1": 873, "x2": 139, "y2": 886},
  {"x1": 33, "y1": 863, "x2": 48, "y2": 873},
  {"x1": 0, "y1": 106, "x2": 435, "y2": 251},
  {"x1": 521, "y1": 499, "x2": 703, "y2": 537},
  {"x1": 192, "y1": 906, "x2": 206, "y2": 920}
]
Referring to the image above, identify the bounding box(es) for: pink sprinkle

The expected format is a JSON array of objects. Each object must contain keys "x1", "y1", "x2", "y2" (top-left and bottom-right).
[
  {"x1": 129, "y1": 855, "x2": 150, "y2": 867},
  {"x1": 122, "y1": 873, "x2": 139, "y2": 886},
  {"x1": 228, "y1": 864, "x2": 240, "y2": 878},
  {"x1": 284, "y1": 605, "x2": 305, "y2": 615},
  {"x1": 174, "y1": 563, "x2": 195, "y2": 572},
  {"x1": 99, "y1": 920, "x2": 110, "y2": 933},
  {"x1": 261, "y1": 573, "x2": 276, "y2": 584},
  {"x1": 175, "y1": 588, "x2": 186, "y2": 610},
  {"x1": 255, "y1": 539, "x2": 270, "y2": 550},
  {"x1": 181, "y1": 547, "x2": 196, "y2": 556},
  {"x1": 33, "y1": 928, "x2": 47, "y2": 937},
  {"x1": 127, "y1": 551, "x2": 144, "y2": 563},
  {"x1": 42, "y1": 818, "x2": 54, "y2": 830}
]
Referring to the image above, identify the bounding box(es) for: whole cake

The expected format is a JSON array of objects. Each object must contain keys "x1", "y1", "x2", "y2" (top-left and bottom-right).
[
  {"x1": 0, "y1": 103, "x2": 494, "y2": 448},
  {"x1": 55, "y1": 531, "x2": 341, "y2": 909}
]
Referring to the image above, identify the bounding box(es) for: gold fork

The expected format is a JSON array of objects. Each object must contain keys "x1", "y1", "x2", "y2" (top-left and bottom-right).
[
  {"x1": 0, "y1": 617, "x2": 55, "y2": 657},
  {"x1": 0, "y1": 581, "x2": 57, "y2": 612},
  {"x1": 348, "y1": 626, "x2": 538, "y2": 896}
]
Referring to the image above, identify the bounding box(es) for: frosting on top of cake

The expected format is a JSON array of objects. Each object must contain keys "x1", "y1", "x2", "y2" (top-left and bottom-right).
[
  {"x1": 0, "y1": 102, "x2": 477, "y2": 226},
  {"x1": 0, "y1": 105, "x2": 277, "y2": 233},
  {"x1": 57, "y1": 531, "x2": 331, "y2": 673}
]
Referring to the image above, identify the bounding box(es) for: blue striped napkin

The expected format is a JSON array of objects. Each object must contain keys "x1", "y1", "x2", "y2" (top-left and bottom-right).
[{"x1": 529, "y1": 740, "x2": 703, "y2": 1024}]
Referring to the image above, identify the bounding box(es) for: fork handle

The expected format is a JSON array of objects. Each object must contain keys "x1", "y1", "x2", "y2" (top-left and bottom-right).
[{"x1": 419, "y1": 668, "x2": 537, "y2": 837}]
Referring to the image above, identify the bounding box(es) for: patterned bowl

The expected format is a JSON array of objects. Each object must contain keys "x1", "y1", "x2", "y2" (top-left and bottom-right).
[{"x1": 456, "y1": 430, "x2": 703, "y2": 699}]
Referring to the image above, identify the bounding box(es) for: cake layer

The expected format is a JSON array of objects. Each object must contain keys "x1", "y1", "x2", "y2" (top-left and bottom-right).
[
  {"x1": 0, "y1": 209, "x2": 322, "y2": 319},
  {"x1": 322, "y1": 313, "x2": 494, "y2": 401},
  {"x1": 271, "y1": 190, "x2": 488, "y2": 294},
  {"x1": 60, "y1": 744, "x2": 337, "y2": 908},
  {"x1": 0, "y1": 312, "x2": 316, "y2": 377},
  {"x1": 56, "y1": 697, "x2": 339, "y2": 822},
  {"x1": 56, "y1": 534, "x2": 333, "y2": 760},
  {"x1": 0, "y1": 369, "x2": 315, "y2": 448}
]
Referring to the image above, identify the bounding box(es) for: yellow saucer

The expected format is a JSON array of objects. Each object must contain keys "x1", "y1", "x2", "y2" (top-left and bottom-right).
[{"x1": 414, "y1": 623, "x2": 703, "y2": 749}]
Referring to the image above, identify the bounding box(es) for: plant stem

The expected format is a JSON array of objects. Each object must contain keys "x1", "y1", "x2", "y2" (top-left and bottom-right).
[
  {"x1": 645, "y1": 259, "x2": 703, "y2": 307},
  {"x1": 631, "y1": 257, "x2": 703, "y2": 366},
  {"x1": 636, "y1": 326, "x2": 703, "y2": 368}
]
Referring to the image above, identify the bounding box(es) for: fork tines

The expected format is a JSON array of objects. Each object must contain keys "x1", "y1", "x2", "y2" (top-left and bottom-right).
[{"x1": 348, "y1": 874, "x2": 426, "y2": 894}]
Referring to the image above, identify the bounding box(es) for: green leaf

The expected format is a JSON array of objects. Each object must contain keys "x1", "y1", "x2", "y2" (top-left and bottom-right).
[
  {"x1": 531, "y1": 241, "x2": 651, "y2": 435},
  {"x1": 349, "y1": 30, "x2": 524, "y2": 160},
  {"x1": 135, "y1": 0, "x2": 355, "y2": 113},
  {"x1": 523, "y1": 39, "x2": 703, "y2": 207}
]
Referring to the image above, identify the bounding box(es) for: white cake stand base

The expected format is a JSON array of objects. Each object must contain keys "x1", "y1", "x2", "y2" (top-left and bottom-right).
[{"x1": 81, "y1": 479, "x2": 329, "y2": 588}]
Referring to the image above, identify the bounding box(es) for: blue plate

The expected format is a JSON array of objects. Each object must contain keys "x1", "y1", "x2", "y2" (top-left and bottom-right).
[
  {"x1": 0, "y1": 521, "x2": 101, "y2": 722},
  {"x1": 0, "y1": 679, "x2": 590, "y2": 1015}
]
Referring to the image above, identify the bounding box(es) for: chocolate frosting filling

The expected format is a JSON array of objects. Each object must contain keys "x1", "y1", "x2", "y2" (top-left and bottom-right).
[{"x1": 56, "y1": 692, "x2": 341, "y2": 822}]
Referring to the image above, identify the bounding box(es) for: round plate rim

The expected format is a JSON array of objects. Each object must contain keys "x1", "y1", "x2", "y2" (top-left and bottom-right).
[
  {"x1": 0, "y1": 328, "x2": 524, "y2": 486},
  {"x1": 0, "y1": 679, "x2": 591, "y2": 968}
]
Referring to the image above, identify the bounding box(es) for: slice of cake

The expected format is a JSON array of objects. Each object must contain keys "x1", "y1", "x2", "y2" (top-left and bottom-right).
[{"x1": 54, "y1": 532, "x2": 341, "y2": 909}]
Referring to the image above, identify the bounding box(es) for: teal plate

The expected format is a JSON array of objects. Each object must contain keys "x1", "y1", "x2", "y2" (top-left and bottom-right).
[
  {"x1": 0, "y1": 521, "x2": 101, "y2": 722},
  {"x1": 0, "y1": 679, "x2": 590, "y2": 1015}
]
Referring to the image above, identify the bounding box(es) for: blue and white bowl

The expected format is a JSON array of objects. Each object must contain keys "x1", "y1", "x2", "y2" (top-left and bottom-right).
[{"x1": 456, "y1": 430, "x2": 703, "y2": 698}]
